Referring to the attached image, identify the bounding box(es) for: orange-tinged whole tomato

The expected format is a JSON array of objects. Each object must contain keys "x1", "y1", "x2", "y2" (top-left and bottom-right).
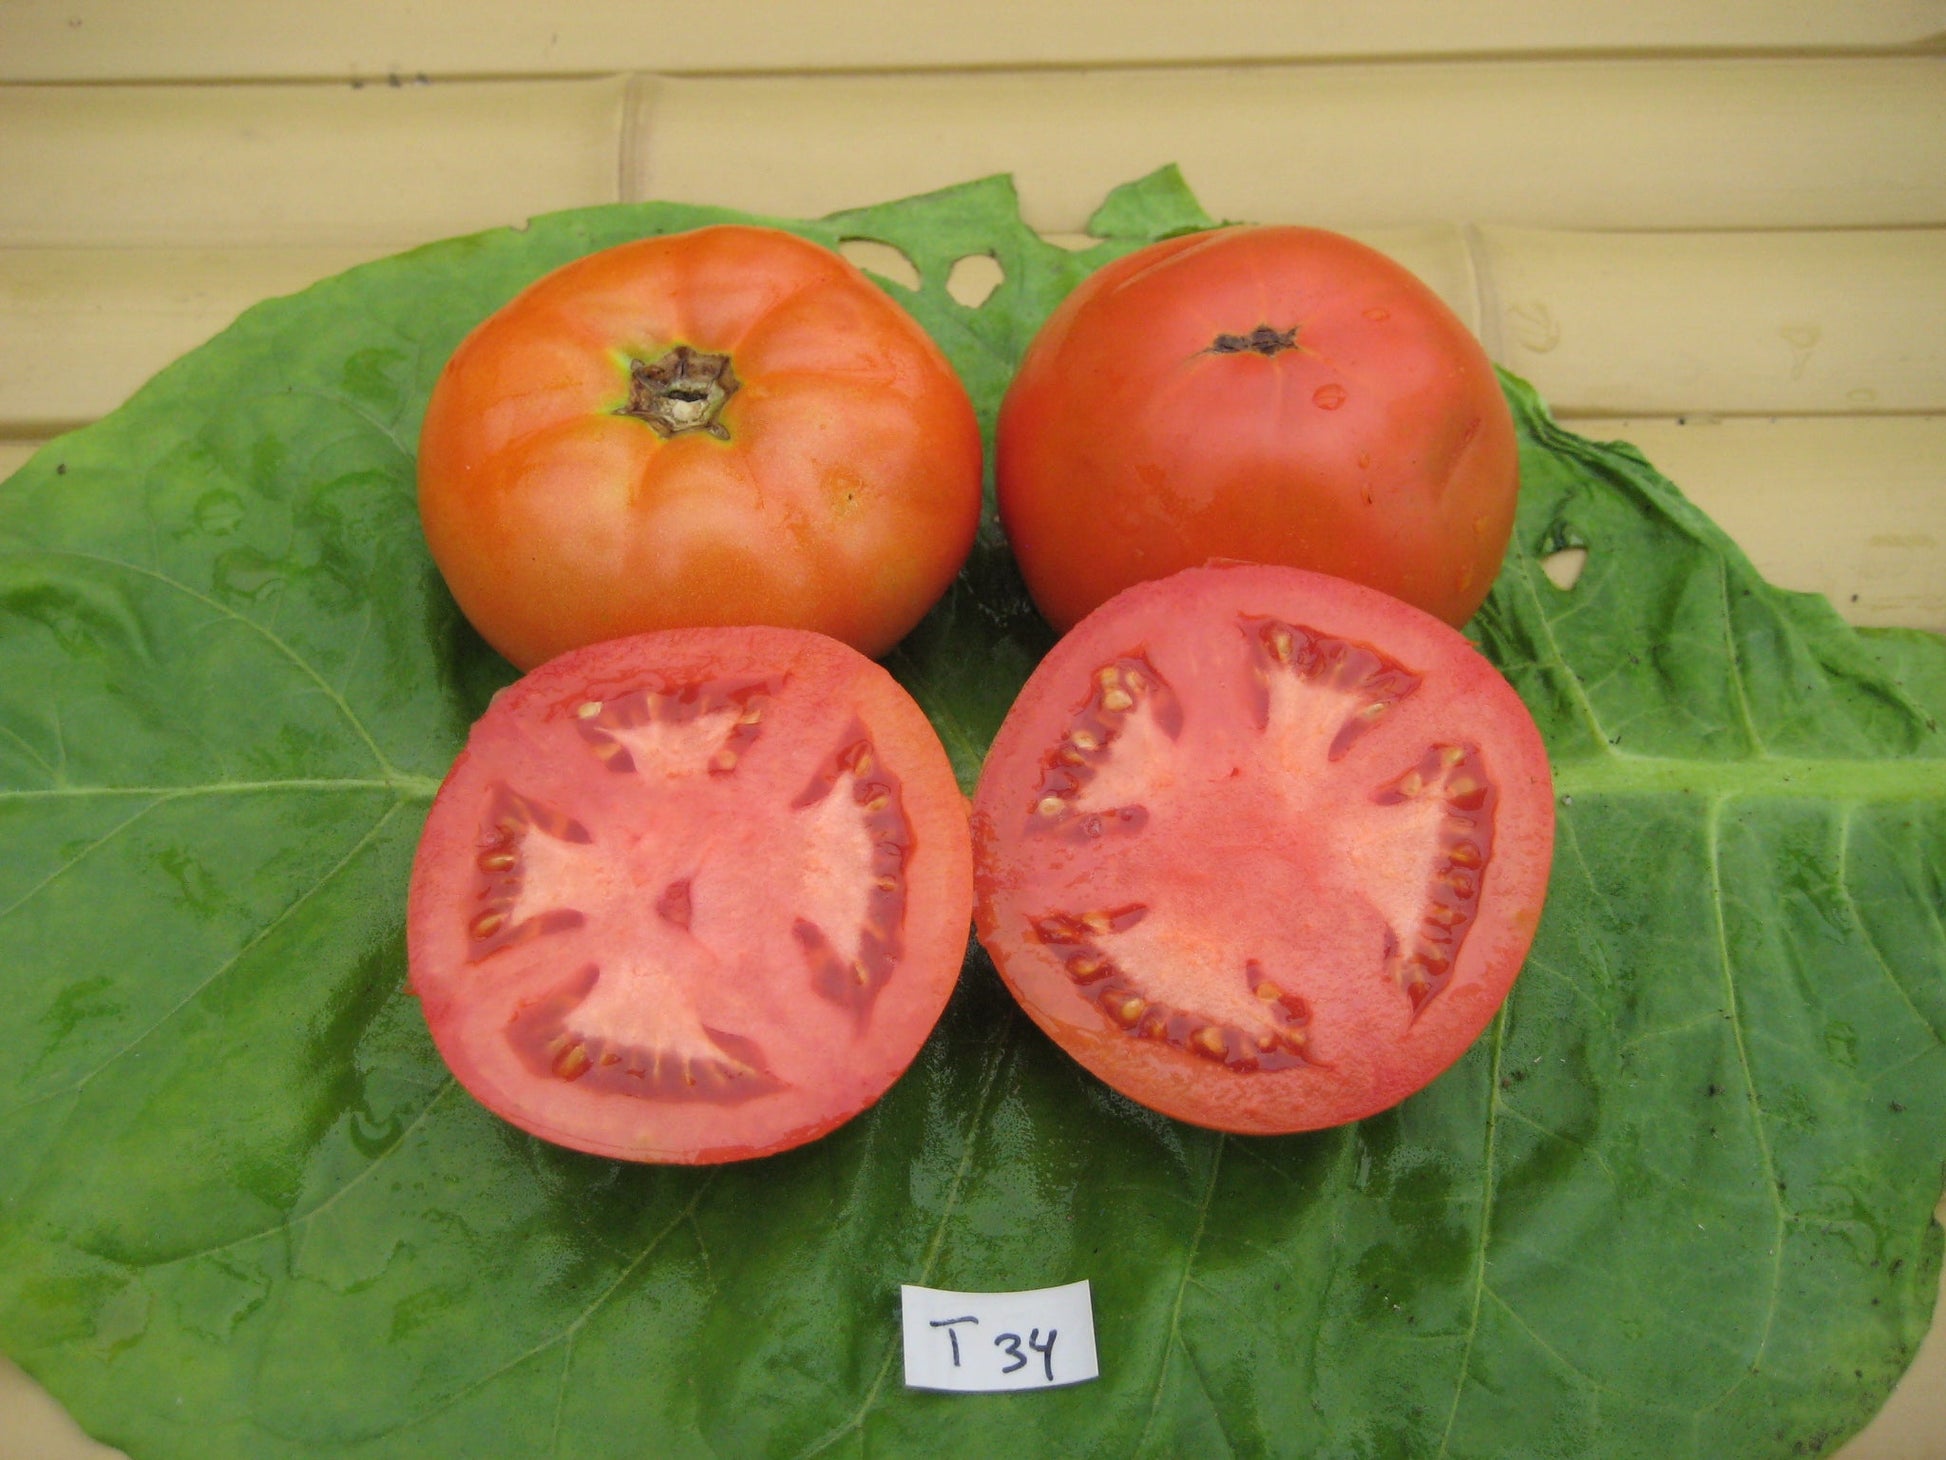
[
  {"x1": 995, "y1": 226, "x2": 1519, "y2": 632},
  {"x1": 418, "y1": 225, "x2": 983, "y2": 670}
]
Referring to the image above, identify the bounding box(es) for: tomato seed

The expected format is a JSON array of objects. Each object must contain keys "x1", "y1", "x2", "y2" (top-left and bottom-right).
[{"x1": 1191, "y1": 1027, "x2": 1229, "y2": 1060}]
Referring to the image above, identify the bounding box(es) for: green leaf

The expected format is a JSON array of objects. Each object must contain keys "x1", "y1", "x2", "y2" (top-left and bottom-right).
[
  {"x1": 1086, "y1": 163, "x2": 1220, "y2": 241},
  {"x1": 1, "y1": 175, "x2": 1941, "y2": 1460}
]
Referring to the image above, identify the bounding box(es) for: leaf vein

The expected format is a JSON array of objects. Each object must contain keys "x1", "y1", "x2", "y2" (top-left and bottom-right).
[
  {"x1": 385, "y1": 1173, "x2": 721, "y2": 1441},
  {"x1": 0, "y1": 798, "x2": 408, "y2": 1122},
  {"x1": 13, "y1": 547, "x2": 403, "y2": 779},
  {"x1": 0, "y1": 793, "x2": 168, "y2": 925},
  {"x1": 1699, "y1": 798, "x2": 1788, "y2": 1413},
  {"x1": 138, "y1": 1077, "x2": 459, "y2": 1272},
  {"x1": 1434, "y1": 1003, "x2": 1508, "y2": 1460},
  {"x1": 1136, "y1": 1132, "x2": 1224, "y2": 1456},
  {"x1": 1836, "y1": 804, "x2": 1946, "y2": 1048},
  {"x1": 790, "y1": 1015, "x2": 1017, "y2": 1460}
]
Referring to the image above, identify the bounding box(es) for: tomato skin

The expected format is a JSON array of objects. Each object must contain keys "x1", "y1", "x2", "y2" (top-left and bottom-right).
[
  {"x1": 995, "y1": 226, "x2": 1518, "y2": 633},
  {"x1": 970, "y1": 563, "x2": 1552, "y2": 1135},
  {"x1": 408, "y1": 627, "x2": 972, "y2": 1164},
  {"x1": 418, "y1": 225, "x2": 982, "y2": 670}
]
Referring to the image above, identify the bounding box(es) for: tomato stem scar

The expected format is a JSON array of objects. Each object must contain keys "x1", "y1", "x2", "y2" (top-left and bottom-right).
[
  {"x1": 616, "y1": 344, "x2": 740, "y2": 439},
  {"x1": 1206, "y1": 324, "x2": 1298, "y2": 356}
]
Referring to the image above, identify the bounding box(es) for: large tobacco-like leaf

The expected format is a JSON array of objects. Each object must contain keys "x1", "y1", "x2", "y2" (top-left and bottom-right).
[{"x1": 1, "y1": 171, "x2": 1941, "y2": 1459}]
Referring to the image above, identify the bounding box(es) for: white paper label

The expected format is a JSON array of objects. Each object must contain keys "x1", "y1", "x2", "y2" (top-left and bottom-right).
[{"x1": 900, "y1": 1280, "x2": 1099, "y2": 1392}]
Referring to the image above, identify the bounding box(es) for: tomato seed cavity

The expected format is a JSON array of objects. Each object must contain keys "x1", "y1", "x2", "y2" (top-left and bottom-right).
[
  {"x1": 1028, "y1": 906, "x2": 1315, "y2": 1073},
  {"x1": 1372, "y1": 742, "x2": 1499, "y2": 1012},
  {"x1": 1025, "y1": 653, "x2": 1180, "y2": 839},
  {"x1": 791, "y1": 725, "x2": 913, "y2": 1020},
  {"x1": 1242, "y1": 615, "x2": 1422, "y2": 759},
  {"x1": 509, "y1": 965, "x2": 783, "y2": 1103}
]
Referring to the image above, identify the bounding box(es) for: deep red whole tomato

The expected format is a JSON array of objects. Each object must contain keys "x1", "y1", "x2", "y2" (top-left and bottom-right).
[
  {"x1": 995, "y1": 226, "x2": 1519, "y2": 632},
  {"x1": 408, "y1": 627, "x2": 973, "y2": 1164},
  {"x1": 418, "y1": 224, "x2": 982, "y2": 671},
  {"x1": 970, "y1": 563, "x2": 1552, "y2": 1134}
]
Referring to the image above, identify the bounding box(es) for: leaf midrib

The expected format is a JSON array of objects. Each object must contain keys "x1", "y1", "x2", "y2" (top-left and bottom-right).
[{"x1": 1551, "y1": 752, "x2": 1946, "y2": 802}]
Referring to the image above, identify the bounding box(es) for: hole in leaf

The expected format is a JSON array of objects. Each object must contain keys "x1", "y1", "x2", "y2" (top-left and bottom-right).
[
  {"x1": 1037, "y1": 231, "x2": 1100, "y2": 252},
  {"x1": 1541, "y1": 547, "x2": 1588, "y2": 591},
  {"x1": 945, "y1": 253, "x2": 1004, "y2": 308},
  {"x1": 838, "y1": 238, "x2": 920, "y2": 291}
]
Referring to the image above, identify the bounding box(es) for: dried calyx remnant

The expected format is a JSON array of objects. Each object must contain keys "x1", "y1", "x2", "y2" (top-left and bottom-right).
[
  {"x1": 1207, "y1": 324, "x2": 1298, "y2": 357},
  {"x1": 616, "y1": 344, "x2": 741, "y2": 439}
]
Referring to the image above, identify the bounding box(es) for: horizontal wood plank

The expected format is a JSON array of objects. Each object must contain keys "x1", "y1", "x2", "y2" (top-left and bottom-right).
[
  {"x1": 1482, "y1": 227, "x2": 1946, "y2": 416},
  {"x1": 0, "y1": 439, "x2": 39, "y2": 479},
  {"x1": 4, "y1": 59, "x2": 1939, "y2": 253},
  {"x1": 632, "y1": 58, "x2": 1946, "y2": 233},
  {"x1": 0, "y1": 246, "x2": 393, "y2": 431},
  {"x1": 1555, "y1": 415, "x2": 1946, "y2": 631},
  {"x1": 0, "y1": 79, "x2": 629, "y2": 248},
  {"x1": 12, "y1": 224, "x2": 1943, "y2": 431},
  {"x1": 0, "y1": 1357, "x2": 119, "y2": 1460},
  {"x1": 2, "y1": 0, "x2": 1942, "y2": 81}
]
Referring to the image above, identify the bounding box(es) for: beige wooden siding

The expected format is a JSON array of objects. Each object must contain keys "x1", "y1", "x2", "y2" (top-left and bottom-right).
[{"x1": 3, "y1": 1, "x2": 1942, "y2": 80}]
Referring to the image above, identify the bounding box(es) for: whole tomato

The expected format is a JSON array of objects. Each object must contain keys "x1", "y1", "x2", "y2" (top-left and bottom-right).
[
  {"x1": 418, "y1": 225, "x2": 982, "y2": 670},
  {"x1": 995, "y1": 226, "x2": 1518, "y2": 631}
]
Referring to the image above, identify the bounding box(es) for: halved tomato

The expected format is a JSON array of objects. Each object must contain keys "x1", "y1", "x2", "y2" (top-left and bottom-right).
[
  {"x1": 408, "y1": 627, "x2": 972, "y2": 1163},
  {"x1": 970, "y1": 563, "x2": 1553, "y2": 1134}
]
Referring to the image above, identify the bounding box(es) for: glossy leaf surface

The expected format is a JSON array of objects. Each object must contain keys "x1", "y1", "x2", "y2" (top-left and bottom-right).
[{"x1": 0, "y1": 170, "x2": 1941, "y2": 1459}]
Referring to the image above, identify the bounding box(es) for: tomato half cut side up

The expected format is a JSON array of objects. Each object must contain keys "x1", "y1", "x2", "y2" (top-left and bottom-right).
[
  {"x1": 970, "y1": 564, "x2": 1553, "y2": 1134},
  {"x1": 408, "y1": 627, "x2": 973, "y2": 1164}
]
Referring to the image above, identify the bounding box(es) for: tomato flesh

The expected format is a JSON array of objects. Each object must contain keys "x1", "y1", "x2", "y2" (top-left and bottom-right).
[
  {"x1": 409, "y1": 628, "x2": 972, "y2": 1164},
  {"x1": 971, "y1": 564, "x2": 1553, "y2": 1134}
]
